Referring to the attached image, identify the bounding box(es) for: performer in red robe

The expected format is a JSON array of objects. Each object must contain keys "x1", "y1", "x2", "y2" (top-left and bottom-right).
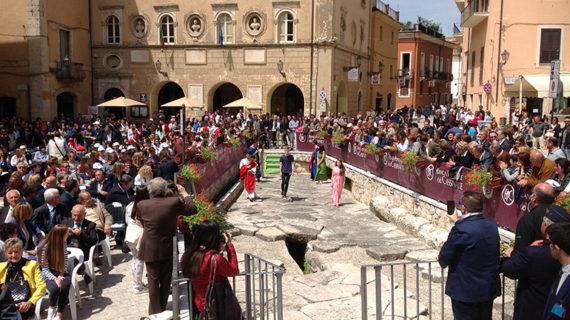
[{"x1": 240, "y1": 152, "x2": 258, "y2": 201}]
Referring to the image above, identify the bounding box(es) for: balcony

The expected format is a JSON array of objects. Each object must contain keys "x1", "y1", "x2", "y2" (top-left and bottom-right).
[
  {"x1": 397, "y1": 68, "x2": 413, "y2": 79},
  {"x1": 453, "y1": 24, "x2": 463, "y2": 42},
  {"x1": 55, "y1": 61, "x2": 86, "y2": 82},
  {"x1": 461, "y1": 0, "x2": 488, "y2": 28},
  {"x1": 373, "y1": 0, "x2": 399, "y2": 21},
  {"x1": 455, "y1": 0, "x2": 465, "y2": 11}
]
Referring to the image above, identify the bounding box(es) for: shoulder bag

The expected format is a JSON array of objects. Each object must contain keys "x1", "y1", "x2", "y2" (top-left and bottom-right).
[{"x1": 203, "y1": 254, "x2": 242, "y2": 320}]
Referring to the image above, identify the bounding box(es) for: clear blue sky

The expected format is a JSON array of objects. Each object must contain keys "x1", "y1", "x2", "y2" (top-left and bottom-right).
[{"x1": 381, "y1": 0, "x2": 460, "y2": 36}]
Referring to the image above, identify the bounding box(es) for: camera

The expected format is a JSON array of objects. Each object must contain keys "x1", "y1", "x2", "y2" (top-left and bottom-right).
[{"x1": 219, "y1": 232, "x2": 227, "y2": 244}]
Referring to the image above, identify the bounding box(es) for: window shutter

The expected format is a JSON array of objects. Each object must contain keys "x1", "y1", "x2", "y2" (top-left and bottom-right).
[{"x1": 540, "y1": 29, "x2": 561, "y2": 63}]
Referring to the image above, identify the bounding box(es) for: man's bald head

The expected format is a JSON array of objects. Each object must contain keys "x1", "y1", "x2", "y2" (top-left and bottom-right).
[
  {"x1": 533, "y1": 183, "x2": 555, "y2": 205},
  {"x1": 45, "y1": 176, "x2": 57, "y2": 188},
  {"x1": 530, "y1": 150, "x2": 545, "y2": 167}
]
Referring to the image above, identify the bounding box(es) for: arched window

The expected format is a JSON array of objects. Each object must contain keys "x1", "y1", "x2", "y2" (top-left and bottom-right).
[
  {"x1": 107, "y1": 15, "x2": 120, "y2": 44},
  {"x1": 217, "y1": 13, "x2": 233, "y2": 44},
  {"x1": 160, "y1": 15, "x2": 175, "y2": 45},
  {"x1": 357, "y1": 91, "x2": 363, "y2": 113},
  {"x1": 278, "y1": 12, "x2": 294, "y2": 43}
]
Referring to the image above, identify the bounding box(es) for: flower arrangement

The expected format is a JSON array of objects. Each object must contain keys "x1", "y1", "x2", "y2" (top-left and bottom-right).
[
  {"x1": 230, "y1": 137, "x2": 241, "y2": 147},
  {"x1": 180, "y1": 164, "x2": 202, "y2": 182},
  {"x1": 401, "y1": 151, "x2": 419, "y2": 171},
  {"x1": 365, "y1": 143, "x2": 382, "y2": 154},
  {"x1": 200, "y1": 146, "x2": 218, "y2": 162},
  {"x1": 465, "y1": 164, "x2": 493, "y2": 190},
  {"x1": 317, "y1": 130, "x2": 328, "y2": 138},
  {"x1": 242, "y1": 130, "x2": 252, "y2": 140},
  {"x1": 499, "y1": 240, "x2": 515, "y2": 256},
  {"x1": 555, "y1": 194, "x2": 570, "y2": 213},
  {"x1": 332, "y1": 133, "x2": 345, "y2": 144},
  {"x1": 179, "y1": 194, "x2": 227, "y2": 232}
]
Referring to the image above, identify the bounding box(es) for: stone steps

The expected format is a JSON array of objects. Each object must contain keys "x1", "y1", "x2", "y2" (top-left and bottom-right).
[{"x1": 263, "y1": 154, "x2": 281, "y2": 176}]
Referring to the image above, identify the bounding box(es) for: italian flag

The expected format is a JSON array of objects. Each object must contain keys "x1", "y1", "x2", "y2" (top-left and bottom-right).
[{"x1": 159, "y1": 26, "x2": 165, "y2": 47}]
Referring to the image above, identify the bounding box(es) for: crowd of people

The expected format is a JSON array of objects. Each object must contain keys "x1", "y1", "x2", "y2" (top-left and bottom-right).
[{"x1": 0, "y1": 103, "x2": 569, "y2": 319}]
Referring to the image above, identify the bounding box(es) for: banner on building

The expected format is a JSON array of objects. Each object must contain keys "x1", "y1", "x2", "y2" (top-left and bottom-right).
[
  {"x1": 347, "y1": 68, "x2": 359, "y2": 82},
  {"x1": 398, "y1": 77, "x2": 406, "y2": 87},
  {"x1": 428, "y1": 79, "x2": 435, "y2": 88},
  {"x1": 371, "y1": 72, "x2": 380, "y2": 85}
]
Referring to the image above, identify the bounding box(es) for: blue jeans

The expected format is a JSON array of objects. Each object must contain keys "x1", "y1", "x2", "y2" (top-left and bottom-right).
[{"x1": 288, "y1": 132, "x2": 296, "y2": 149}]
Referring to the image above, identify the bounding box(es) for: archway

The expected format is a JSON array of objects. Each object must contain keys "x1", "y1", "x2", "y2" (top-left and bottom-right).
[
  {"x1": 0, "y1": 97, "x2": 16, "y2": 119},
  {"x1": 158, "y1": 82, "x2": 184, "y2": 118},
  {"x1": 270, "y1": 83, "x2": 304, "y2": 117},
  {"x1": 337, "y1": 82, "x2": 347, "y2": 114},
  {"x1": 212, "y1": 83, "x2": 242, "y2": 113},
  {"x1": 56, "y1": 92, "x2": 77, "y2": 120},
  {"x1": 103, "y1": 88, "x2": 126, "y2": 119}
]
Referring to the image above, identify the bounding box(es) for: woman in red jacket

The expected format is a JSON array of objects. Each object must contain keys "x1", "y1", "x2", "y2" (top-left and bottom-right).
[{"x1": 181, "y1": 220, "x2": 240, "y2": 317}]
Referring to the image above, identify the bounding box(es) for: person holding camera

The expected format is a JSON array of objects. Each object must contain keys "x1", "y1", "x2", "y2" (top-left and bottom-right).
[
  {"x1": 181, "y1": 220, "x2": 240, "y2": 319},
  {"x1": 136, "y1": 178, "x2": 196, "y2": 315},
  {"x1": 438, "y1": 191, "x2": 501, "y2": 320}
]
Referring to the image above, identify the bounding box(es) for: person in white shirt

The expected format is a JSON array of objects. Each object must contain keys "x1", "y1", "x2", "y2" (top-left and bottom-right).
[{"x1": 0, "y1": 190, "x2": 21, "y2": 223}]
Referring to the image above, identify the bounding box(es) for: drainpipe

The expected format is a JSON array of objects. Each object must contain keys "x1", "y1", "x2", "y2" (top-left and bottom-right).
[
  {"x1": 494, "y1": 0, "x2": 504, "y2": 112},
  {"x1": 88, "y1": 0, "x2": 95, "y2": 106},
  {"x1": 309, "y1": 0, "x2": 315, "y2": 116}
]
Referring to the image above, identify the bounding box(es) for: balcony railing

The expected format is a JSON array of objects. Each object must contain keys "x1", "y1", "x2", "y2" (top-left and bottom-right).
[
  {"x1": 398, "y1": 68, "x2": 413, "y2": 79},
  {"x1": 461, "y1": 0, "x2": 489, "y2": 28},
  {"x1": 55, "y1": 61, "x2": 86, "y2": 82},
  {"x1": 373, "y1": 0, "x2": 399, "y2": 21}
]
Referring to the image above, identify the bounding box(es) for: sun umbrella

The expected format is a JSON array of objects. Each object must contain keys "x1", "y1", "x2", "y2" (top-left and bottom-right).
[
  {"x1": 222, "y1": 97, "x2": 264, "y2": 108},
  {"x1": 160, "y1": 97, "x2": 204, "y2": 108},
  {"x1": 96, "y1": 96, "x2": 146, "y2": 107}
]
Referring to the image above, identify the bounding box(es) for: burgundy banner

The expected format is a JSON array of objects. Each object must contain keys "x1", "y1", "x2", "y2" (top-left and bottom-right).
[
  {"x1": 297, "y1": 133, "x2": 528, "y2": 231},
  {"x1": 189, "y1": 144, "x2": 248, "y2": 192}
]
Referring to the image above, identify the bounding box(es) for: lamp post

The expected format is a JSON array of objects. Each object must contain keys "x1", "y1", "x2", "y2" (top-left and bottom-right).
[
  {"x1": 497, "y1": 49, "x2": 509, "y2": 116},
  {"x1": 155, "y1": 59, "x2": 168, "y2": 77},
  {"x1": 277, "y1": 59, "x2": 286, "y2": 77}
]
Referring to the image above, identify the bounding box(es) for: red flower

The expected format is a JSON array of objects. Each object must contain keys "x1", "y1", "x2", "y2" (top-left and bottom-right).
[{"x1": 200, "y1": 216, "x2": 206, "y2": 221}]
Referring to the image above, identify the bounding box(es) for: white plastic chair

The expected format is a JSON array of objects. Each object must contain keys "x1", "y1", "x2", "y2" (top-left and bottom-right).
[
  {"x1": 67, "y1": 247, "x2": 86, "y2": 305},
  {"x1": 85, "y1": 236, "x2": 112, "y2": 290}
]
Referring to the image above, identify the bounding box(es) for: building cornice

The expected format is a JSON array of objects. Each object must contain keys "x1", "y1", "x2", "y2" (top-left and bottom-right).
[
  {"x1": 99, "y1": 5, "x2": 123, "y2": 10},
  {"x1": 153, "y1": 4, "x2": 179, "y2": 13},
  {"x1": 272, "y1": 1, "x2": 301, "y2": 9},
  {"x1": 399, "y1": 31, "x2": 459, "y2": 49}
]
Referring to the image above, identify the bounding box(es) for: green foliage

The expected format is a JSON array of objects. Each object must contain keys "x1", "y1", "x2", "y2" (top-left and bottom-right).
[
  {"x1": 200, "y1": 146, "x2": 218, "y2": 161},
  {"x1": 242, "y1": 130, "x2": 252, "y2": 140},
  {"x1": 180, "y1": 164, "x2": 201, "y2": 182},
  {"x1": 418, "y1": 16, "x2": 441, "y2": 33},
  {"x1": 317, "y1": 130, "x2": 328, "y2": 138},
  {"x1": 365, "y1": 143, "x2": 382, "y2": 155},
  {"x1": 180, "y1": 194, "x2": 228, "y2": 232},
  {"x1": 230, "y1": 137, "x2": 241, "y2": 147},
  {"x1": 332, "y1": 133, "x2": 345, "y2": 144}
]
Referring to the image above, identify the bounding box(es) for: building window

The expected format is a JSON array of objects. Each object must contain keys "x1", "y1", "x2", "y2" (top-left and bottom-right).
[
  {"x1": 429, "y1": 55, "x2": 434, "y2": 75},
  {"x1": 471, "y1": 51, "x2": 476, "y2": 86},
  {"x1": 435, "y1": 56, "x2": 439, "y2": 74},
  {"x1": 400, "y1": 52, "x2": 411, "y2": 71},
  {"x1": 59, "y1": 30, "x2": 70, "y2": 63},
  {"x1": 539, "y1": 28, "x2": 561, "y2": 64},
  {"x1": 391, "y1": 31, "x2": 394, "y2": 45},
  {"x1": 479, "y1": 47, "x2": 484, "y2": 84},
  {"x1": 357, "y1": 91, "x2": 363, "y2": 113},
  {"x1": 360, "y1": 25, "x2": 365, "y2": 52},
  {"x1": 439, "y1": 57, "x2": 444, "y2": 72},
  {"x1": 218, "y1": 13, "x2": 234, "y2": 44},
  {"x1": 160, "y1": 15, "x2": 175, "y2": 45},
  {"x1": 277, "y1": 12, "x2": 294, "y2": 43},
  {"x1": 379, "y1": 26, "x2": 383, "y2": 41},
  {"x1": 107, "y1": 15, "x2": 120, "y2": 44},
  {"x1": 131, "y1": 106, "x2": 149, "y2": 118},
  {"x1": 399, "y1": 79, "x2": 410, "y2": 97}
]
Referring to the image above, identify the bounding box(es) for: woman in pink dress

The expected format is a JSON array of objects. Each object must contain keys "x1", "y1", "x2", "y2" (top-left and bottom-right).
[{"x1": 331, "y1": 160, "x2": 345, "y2": 207}]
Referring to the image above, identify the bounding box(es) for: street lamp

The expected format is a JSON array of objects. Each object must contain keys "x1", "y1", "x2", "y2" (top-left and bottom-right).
[
  {"x1": 155, "y1": 59, "x2": 168, "y2": 77},
  {"x1": 277, "y1": 59, "x2": 286, "y2": 77},
  {"x1": 499, "y1": 50, "x2": 509, "y2": 68}
]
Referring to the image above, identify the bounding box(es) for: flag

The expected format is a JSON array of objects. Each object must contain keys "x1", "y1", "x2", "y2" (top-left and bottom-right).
[
  {"x1": 218, "y1": 23, "x2": 223, "y2": 46},
  {"x1": 159, "y1": 25, "x2": 165, "y2": 48}
]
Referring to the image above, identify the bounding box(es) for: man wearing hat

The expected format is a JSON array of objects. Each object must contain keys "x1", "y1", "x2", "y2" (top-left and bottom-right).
[{"x1": 501, "y1": 205, "x2": 568, "y2": 320}]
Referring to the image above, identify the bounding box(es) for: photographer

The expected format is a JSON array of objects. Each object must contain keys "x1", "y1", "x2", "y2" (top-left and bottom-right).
[
  {"x1": 136, "y1": 177, "x2": 196, "y2": 315},
  {"x1": 438, "y1": 191, "x2": 501, "y2": 319},
  {"x1": 181, "y1": 220, "x2": 240, "y2": 319}
]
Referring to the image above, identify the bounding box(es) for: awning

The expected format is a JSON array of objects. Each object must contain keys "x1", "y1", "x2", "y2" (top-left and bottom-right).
[
  {"x1": 505, "y1": 73, "x2": 570, "y2": 98},
  {"x1": 96, "y1": 97, "x2": 146, "y2": 107}
]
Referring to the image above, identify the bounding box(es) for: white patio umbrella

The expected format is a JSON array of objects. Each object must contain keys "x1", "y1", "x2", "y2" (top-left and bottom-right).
[
  {"x1": 222, "y1": 97, "x2": 264, "y2": 109},
  {"x1": 96, "y1": 96, "x2": 146, "y2": 107},
  {"x1": 160, "y1": 97, "x2": 204, "y2": 108}
]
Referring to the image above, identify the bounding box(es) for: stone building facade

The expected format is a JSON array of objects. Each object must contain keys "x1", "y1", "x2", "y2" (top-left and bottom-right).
[
  {"x1": 457, "y1": 0, "x2": 570, "y2": 119},
  {"x1": 0, "y1": 0, "x2": 92, "y2": 120},
  {"x1": 395, "y1": 25, "x2": 457, "y2": 109},
  {"x1": 0, "y1": 0, "x2": 400, "y2": 120}
]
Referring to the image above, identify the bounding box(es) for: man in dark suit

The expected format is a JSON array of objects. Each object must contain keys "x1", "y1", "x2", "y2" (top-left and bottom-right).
[
  {"x1": 438, "y1": 191, "x2": 501, "y2": 320},
  {"x1": 104, "y1": 174, "x2": 133, "y2": 206},
  {"x1": 137, "y1": 178, "x2": 196, "y2": 315},
  {"x1": 542, "y1": 222, "x2": 570, "y2": 320},
  {"x1": 32, "y1": 188, "x2": 70, "y2": 233},
  {"x1": 501, "y1": 205, "x2": 568, "y2": 320},
  {"x1": 0, "y1": 190, "x2": 21, "y2": 223},
  {"x1": 97, "y1": 125, "x2": 119, "y2": 144},
  {"x1": 514, "y1": 183, "x2": 555, "y2": 251},
  {"x1": 87, "y1": 170, "x2": 112, "y2": 202},
  {"x1": 65, "y1": 204, "x2": 98, "y2": 257},
  {"x1": 471, "y1": 144, "x2": 494, "y2": 170},
  {"x1": 60, "y1": 179, "x2": 78, "y2": 213},
  {"x1": 497, "y1": 129, "x2": 512, "y2": 152},
  {"x1": 489, "y1": 142, "x2": 511, "y2": 178}
]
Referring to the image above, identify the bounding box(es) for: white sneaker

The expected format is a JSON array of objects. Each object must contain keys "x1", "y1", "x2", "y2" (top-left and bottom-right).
[
  {"x1": 133, "y1": 284, "x2": 148, "y2": 294},
  {"x1": 47, "y1": 308, "x2": 56, "y2": 320},
  {"x1": 53, "y1": 317, "x2": 61, "y2": 320}
]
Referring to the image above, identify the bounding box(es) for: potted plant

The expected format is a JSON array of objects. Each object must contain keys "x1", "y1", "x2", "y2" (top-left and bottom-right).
[
  {"x1": 365, "y1": 143, "x2": 382, "y2": 155},
  {"x1": 179, "y1": 164, "x2": 202, "y2": 184},
  {"x1": 317, "y1": 130, "x2": 328, "y2": 139},
  {"x1": 332, "y1": 132, "x2": 345, "y2": 145},
  {"x1": 200, "y1": 146, "x2": 218, "y2": 162},
  {"x1": 230, "y1": 137, "x2": 241, "y2": 147},
  {"x1": 555, "y1": 194, "x2": 570, "y2": 212},
  {"x1": 179, "y1": 194, "x2": 228, "y2": 233},
  {"x1": 242, "y1": 130, "x2": 252, "y2": 140},
  {"x1": 401, "y1": 151, "x2": 420, "y2": 172},
  {"x1": 466, "y1": 164, "x2": 493, "y2": 191}
]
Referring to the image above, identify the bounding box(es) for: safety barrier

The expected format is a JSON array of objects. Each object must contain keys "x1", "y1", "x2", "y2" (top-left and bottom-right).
[
  {"x1": 171, "y1": 234, "x2": 286, "y2": 320},
  {"x1": 360, "y1": 261, "x2": 516, "y2": 319},
  {"x1": 297, "y1": 132, "x2": 527, "y2": 231}
]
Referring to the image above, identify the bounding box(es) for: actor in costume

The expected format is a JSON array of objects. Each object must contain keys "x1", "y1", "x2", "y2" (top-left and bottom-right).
[
  {"x1": 309, "y1": 142, "x2": 319, "y2": 181},
  {"x1": 240, "y1": 153, "x2": 258, "y2": 201}
]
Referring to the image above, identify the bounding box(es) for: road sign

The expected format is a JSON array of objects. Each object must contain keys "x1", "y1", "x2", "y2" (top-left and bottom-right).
[
  {"x1": 549, "y1": 60, "x2": 561, "y2": 98},
  {"x1": 319, "y1": 90, "x2": 326, "y2": 101},
  {"x1": 483, "y1": 82, "x2": 492, "y2": 94},
  {"x1": 140, "y1": 93, "x2": 147, "y2": 102}
]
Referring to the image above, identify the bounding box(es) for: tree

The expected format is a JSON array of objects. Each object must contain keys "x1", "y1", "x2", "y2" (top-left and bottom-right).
[{"x1": 417, "y1": 17, "x2": 441, "y2": 33}]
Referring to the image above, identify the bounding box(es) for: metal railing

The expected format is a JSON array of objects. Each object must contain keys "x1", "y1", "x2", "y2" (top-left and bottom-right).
[
  {"x1": 374, "y1": 0, "x2": 399, "y2": 21},
  {"x1": 360, "y1": 260, "x2": 516, "y2": 319},
  {"x1": 461, "y1": 0, "x2": 488, "y2": 25},
  {"x1": 172, "y1": 237, "x2": 286, "y2": 320}
]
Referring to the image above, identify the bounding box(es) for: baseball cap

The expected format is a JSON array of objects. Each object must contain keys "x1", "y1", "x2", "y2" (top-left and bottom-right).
[
  {"x1": 112, "y1": 142, "x2": 120, "y2": 147},
  {"x1": 93, "y1": 121, "x2": 100, "y2": 125},
  {"x1": 97, "y1": 146, "x2": 105, "y2": 152},
  {"x1": 544, "y1": 205, "x2": 570, "y2": 224},
  {"x1": 106, "y1": 148, "x2": 114, "y2": 154},
  {"x1": 127, "y1": 145, "x2": 135, "y2": 150},
  {"x1": 93, "y1": 163, "x2": 104, "y2": 170}
]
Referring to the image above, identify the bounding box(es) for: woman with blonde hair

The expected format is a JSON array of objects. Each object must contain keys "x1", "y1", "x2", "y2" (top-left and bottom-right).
[
  {"x1": 110, "y1": 162, "x2": 125, "y2": 184},
  {"x1": 131, "y1": 152, "x2": 143, "y2": 168},
  {"x1": 10, "y1": 203, "x2": 42, "y2": 260},
  {"x1": 38, "y1": 224, "x2": 72, "y2": 320},
  {"x1": 0, "y1": 238, "x2": 46, "y2": 319},
  {"x1": 134, "y1": 165, "x2": 153, "y2": 188},
  {"x1": 26, "y1": 174, "x2": 42, "y2": 189}
]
